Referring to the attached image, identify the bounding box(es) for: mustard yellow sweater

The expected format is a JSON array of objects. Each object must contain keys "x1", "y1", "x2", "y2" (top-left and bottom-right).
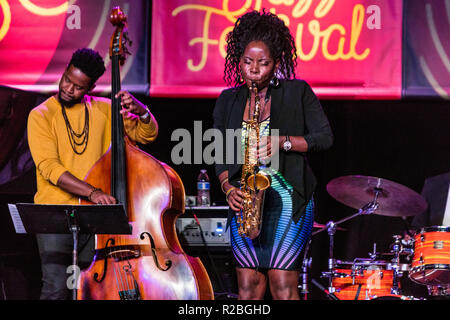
[{"x1": 27, "y1": 95, "x2": 158, "y2": 205}]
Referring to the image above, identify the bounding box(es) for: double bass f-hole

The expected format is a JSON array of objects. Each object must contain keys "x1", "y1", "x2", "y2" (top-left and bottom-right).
[
  {"x1": 140, "y1": 232, "x2": 172, "y2": 271},
  {"x1": 93, "y1": 233, "x2": 171, "y2": 287},
  {"x1": 94, "y1": 238, "x2": 115, "y2": 283}
]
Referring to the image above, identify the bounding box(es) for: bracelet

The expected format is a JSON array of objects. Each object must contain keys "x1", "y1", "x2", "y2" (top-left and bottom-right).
[
  {"x1": 139, "y1": 107, "x2": 150, "y2": 120},
  {"x1": 88, "y1": 187, "x2": 102, "y2": 202},
  {"x1": 220, "y1": 178, "x2": 229, "y2": 193},
  {"x1": 225, "y1": 187, "x2": 236, "y2": 199}
]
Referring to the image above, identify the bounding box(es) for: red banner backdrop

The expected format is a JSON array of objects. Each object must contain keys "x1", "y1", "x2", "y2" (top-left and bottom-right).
[
  {"x1": 150, "y1": 0, "x2": 403, "y2": 99},
  {"x1": 0, "y1": 0, "x2": 149, "y2": 94}
]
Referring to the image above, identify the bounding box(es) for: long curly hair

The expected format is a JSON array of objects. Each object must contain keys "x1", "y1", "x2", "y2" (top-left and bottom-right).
[{"x1": 224, "y1": 10, "x2": 297, "y2": 87}]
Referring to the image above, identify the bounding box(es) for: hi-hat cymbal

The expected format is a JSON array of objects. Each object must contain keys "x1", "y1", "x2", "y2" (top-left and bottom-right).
[
  {"x1": 326, "y1": 175, "x2": 427, "y2": 217},
  {"x1": 313, "y1": 222, "x2": 346, "y2": 231}
]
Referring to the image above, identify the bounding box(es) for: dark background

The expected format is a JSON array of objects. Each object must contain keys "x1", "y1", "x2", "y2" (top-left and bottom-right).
[{"x1": 0, "y1": 88, "x2": 449, "y2": 299}]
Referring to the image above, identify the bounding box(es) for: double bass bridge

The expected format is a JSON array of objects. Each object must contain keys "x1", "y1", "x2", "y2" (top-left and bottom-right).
[{"x1": 106, "y1": 246, "x2": 141, "y2": 262}]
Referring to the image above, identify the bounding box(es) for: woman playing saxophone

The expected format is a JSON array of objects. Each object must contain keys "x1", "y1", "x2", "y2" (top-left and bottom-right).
[{"x1": 213, "y1": 10, "x2": 333, "y2": 300}]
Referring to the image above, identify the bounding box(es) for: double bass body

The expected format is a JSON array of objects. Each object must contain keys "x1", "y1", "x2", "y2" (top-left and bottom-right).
[{"x1": 78, "y1": 139, "x2": 213, "y2": 300}]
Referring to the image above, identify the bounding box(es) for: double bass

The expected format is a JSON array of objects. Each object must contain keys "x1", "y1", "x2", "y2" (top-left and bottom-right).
[{"x1": 78, "y1": 7, "x2": 213, "y2": 300}]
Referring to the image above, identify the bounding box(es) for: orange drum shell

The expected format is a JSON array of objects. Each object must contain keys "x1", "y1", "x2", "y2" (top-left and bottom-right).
[
  {"x1": 409, "y1": 227, "x2": 450, "y2": 286},
  {"x1": 411, "y1": 230, "x2": 450, "y2": 268},
  {"x1": 333, "y1": 268, "x2": 395, "y2": 300}
]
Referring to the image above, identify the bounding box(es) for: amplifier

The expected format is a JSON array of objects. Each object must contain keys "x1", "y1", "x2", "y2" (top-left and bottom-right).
[{"x1": 176, "y1": 206, "x2": 230, "y2": 247}]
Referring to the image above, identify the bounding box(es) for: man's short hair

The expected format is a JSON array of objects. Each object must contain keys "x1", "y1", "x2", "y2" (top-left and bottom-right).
[{"x1": 68, "y1": 48, "x2": 106, "y2": 85}]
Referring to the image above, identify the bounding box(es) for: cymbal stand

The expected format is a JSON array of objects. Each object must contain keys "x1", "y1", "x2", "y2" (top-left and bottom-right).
[
  {"x1": 300, "y1": 239, "x2": 313, "y2": 300},
  {"x1": 313, "y1": 197, "x2": 380, "y2": 294},
  {"x1": 389, "y1": 235, "x2": 403, "y2": 295}
]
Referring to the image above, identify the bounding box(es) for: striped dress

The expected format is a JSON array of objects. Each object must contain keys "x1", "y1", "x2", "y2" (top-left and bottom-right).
[{"x1": 229, "y1": 118, "x2": 314, "y2": 270}]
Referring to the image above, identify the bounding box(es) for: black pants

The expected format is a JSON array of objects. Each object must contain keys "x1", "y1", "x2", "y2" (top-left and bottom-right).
[{"x1": 36, "y1": 234, "x2": 94, "y2": 300}]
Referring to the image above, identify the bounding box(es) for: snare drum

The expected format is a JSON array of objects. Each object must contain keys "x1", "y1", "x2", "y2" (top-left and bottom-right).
[
  {"x1": 333, "y1": 260, "x2": 396, "y2": 300},
  {"x1": 409, "y1": 226, "x2": 450, "y2": 286}
]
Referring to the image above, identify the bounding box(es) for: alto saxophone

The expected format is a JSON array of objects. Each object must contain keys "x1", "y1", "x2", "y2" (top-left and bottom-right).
[{"x1": 237, "y1": 82, "x2": 271, "y2": 239}]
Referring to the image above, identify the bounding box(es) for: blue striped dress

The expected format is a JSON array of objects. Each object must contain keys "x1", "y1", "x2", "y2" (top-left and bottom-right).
[{"x1": 229, "y1": 118, "x2": 314, "y2": 270}]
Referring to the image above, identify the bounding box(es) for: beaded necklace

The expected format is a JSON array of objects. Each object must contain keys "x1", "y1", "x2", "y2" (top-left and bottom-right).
[{"x1": 61, "y1": 102, "x2": 89, "y2": 155}]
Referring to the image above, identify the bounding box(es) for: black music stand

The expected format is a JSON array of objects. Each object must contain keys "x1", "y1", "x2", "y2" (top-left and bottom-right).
[{"x1": 8, "y1": 203, "x2": 131, "y2": 300}]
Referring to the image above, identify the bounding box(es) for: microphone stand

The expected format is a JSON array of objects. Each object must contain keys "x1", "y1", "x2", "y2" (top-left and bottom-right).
[{"x1": 66, "y1": 208, "x2": 79, "y2": 300}]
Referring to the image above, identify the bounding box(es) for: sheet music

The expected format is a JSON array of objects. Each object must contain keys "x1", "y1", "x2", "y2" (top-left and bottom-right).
[{"x1": 8, "y1": 204, "x2": 27, "y2": 234}]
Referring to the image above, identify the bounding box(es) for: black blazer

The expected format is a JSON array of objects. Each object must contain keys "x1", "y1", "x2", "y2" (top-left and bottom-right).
[
  {"x1": 213, "y1": 79, "x2": 333, "y2": 222},
  {"x1": 412, "y1": 172, "x2": 450, "y2": 228}
]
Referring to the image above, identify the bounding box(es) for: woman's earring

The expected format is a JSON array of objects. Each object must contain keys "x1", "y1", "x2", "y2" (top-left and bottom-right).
[
  {"x1": 238, "y1": 74, "x2": 245, "y2": 84},
  {"x1": 269, "y1": 77, "x2": 280, "y2": 88}
]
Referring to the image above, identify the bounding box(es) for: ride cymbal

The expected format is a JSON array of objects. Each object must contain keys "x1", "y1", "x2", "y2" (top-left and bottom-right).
[{"x1": 326, "y1": 175, "x2": 427, "y2": 217}]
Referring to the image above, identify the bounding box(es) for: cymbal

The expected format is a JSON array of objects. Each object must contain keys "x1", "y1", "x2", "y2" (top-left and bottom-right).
[
  {"x1": 313, "y1": 222, "x2": 346, "y2": 231},
  {"x1": 326, "y1": 175, "x2": 427, "y2": 217}
]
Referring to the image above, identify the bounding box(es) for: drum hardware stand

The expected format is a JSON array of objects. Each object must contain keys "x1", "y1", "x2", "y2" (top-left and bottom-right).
[
  {"x1": 368, "y1": 243, "x2": 378, "y2": 260},
  {"x1": 299, "y1": 239, "x2": 313, "y2": 300},
  {"x1": 389, "y1": 235, "x2": 403, "y2": 295},
  {"x1": 313, "y1": 199, "x2": 380, "y2": 294},
  {"x1": 311, "y1": 278, "x2": 339, "y2": 300},
  {"x1": 298, "y1": 233, "x2": 331, "y2": 299}
]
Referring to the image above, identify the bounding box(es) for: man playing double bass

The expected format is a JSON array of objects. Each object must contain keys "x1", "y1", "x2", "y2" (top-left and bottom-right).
[{"x1": 27, "y1": 48, "x2": 158, "y2": 299}]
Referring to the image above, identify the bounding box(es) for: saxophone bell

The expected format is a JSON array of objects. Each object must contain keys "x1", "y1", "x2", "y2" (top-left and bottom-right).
[{"x1": 247, "y1": 169, "x2": 271, "y2": 191}]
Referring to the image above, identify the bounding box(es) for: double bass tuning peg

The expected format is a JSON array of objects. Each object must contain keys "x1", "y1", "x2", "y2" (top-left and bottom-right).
[{"x1": 123, "y1": 32, "x2": 133, "y2": 48}]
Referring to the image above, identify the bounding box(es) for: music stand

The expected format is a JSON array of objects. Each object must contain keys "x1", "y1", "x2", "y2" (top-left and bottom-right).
[{"x1": 8, "y1": 203, "x2": 131, "y2": 300}]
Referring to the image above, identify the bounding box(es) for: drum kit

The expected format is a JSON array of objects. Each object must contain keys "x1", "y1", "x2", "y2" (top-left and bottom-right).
[{"x1": 301, "y1": 175, "x2": 450, "y2": 300}]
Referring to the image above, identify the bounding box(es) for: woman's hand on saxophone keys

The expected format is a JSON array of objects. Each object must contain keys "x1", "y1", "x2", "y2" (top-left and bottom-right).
[
  {"x1": 225, "y1": 186, "x2": 243, "y2": 212},
  {"x1": 257, "y1": 135, "x2": 282, "y2": 162},
  {"x1": 219, "y1": 172, "x2": 243, "y2": 212}
]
